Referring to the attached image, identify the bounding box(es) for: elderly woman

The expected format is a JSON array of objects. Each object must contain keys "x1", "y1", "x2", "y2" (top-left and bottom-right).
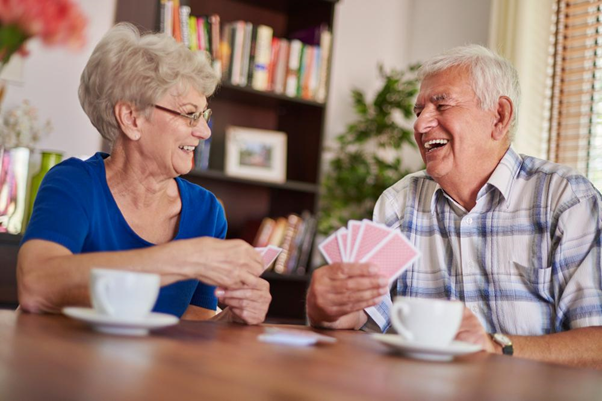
[{"x1": 17, "y1": 23, "x2": 270, "y2": 324}]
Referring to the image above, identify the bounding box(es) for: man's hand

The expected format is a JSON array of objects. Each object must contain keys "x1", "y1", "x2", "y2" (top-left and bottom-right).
[
  {"x1": 454, "y1": 307, "x2": 498, "y2": 353},
  {"x1": 306, "y1": 263, "x2": 389, "y2": 329}
]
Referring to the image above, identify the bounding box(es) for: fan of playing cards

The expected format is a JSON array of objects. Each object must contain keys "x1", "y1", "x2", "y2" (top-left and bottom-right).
[{"x1": 318, "y1": 220, "x2": 420, "y2": 285}]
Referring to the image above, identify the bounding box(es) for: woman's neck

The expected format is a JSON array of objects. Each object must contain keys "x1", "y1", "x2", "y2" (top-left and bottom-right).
[{"x1": 104, "y1": 143, "x2": 177, "y2": 209}]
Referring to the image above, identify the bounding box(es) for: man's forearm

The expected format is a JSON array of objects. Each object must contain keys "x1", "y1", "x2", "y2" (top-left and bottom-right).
[
  {"x1": 308, "y1": 310, "x2": 368, "y2": 330},
  {"x1": 507, "y1": 326, "x2": 602, "y2": 369}
]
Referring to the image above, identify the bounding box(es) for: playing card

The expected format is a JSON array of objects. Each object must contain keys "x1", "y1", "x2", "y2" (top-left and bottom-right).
[
  {"x1": 350, "y1": 220, "x2": 393, "y2": 262},
  {"x1": 255, "y1": 246, "x2": 282, "y2": 270},
  {"x1": 336, "y1": 227, "x2": 349, "y2": 262},
  {"x1": 258, "y1": 327, "x2": 337, "y2": 346},
  {"x1": 346, "y1": 220, "x2": 362, "y2": 262},
  {"x1": 318, "y1": 229, "x2": 344, "y2": 264},
  {"x1": 360, "y1": 231, "x2": 419, "y2": 285}
]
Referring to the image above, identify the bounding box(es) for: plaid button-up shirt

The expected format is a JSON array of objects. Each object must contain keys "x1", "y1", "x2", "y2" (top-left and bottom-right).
[{"x1": 365, "y1": 147, "x2": 602, "y2": 335}]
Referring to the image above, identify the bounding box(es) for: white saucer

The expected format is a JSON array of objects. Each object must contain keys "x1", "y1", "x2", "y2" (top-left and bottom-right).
[
  {"x1": 371, "y1": 333, "x2": 482, "y2": 361},
  {"x1": 63, "y1": 307, "x2": 179, "y2": 336}
]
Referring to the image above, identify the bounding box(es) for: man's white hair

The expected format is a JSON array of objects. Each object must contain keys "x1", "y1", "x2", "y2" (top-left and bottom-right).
[
  {"x1": 79, "y1": 22, "x2": 219, "y2": 148},
  {"x1": 418, "y1": 44, "x2": 521, "y2": 137}
]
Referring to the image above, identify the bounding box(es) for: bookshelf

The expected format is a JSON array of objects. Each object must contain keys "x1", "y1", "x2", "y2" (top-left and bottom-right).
[
  {"x1": 0, "y1": 232, "x2": 21, "y2": 308},
  {"x1": 117, "y1": 0, "x2": 339, "y2": 323}
]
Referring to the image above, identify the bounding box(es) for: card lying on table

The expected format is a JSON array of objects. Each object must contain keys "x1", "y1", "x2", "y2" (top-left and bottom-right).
[
  {"x1": 318, "y1": 219, "x2": 420, "y2": 285},
  {"x1": 258, "y1": 327, "x2": 337, "y2": 346}
]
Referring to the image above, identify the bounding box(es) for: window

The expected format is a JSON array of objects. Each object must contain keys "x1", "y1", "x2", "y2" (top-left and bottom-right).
[{"x1": 548, "y1": 0, "x2": 602, "y2": 188}]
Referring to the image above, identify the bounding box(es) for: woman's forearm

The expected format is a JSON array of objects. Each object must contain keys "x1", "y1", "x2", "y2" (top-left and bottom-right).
[{"x1": 17, "y1": 239, "x2": 190, "y2": 313}]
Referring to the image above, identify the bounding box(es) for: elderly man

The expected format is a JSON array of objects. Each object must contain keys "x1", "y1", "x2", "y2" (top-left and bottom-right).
[{"x1": 307, "y1": 45, "x2": 602, "y2": 368}]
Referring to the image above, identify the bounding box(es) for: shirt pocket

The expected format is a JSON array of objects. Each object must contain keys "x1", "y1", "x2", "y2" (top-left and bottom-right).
[{"x1": 512, "y1": 262, "x2": 554, "y2": 304}]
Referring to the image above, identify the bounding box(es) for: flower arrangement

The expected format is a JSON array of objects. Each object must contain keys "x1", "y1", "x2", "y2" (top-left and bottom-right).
[
  {"x1": 0, "y1": 100, "x2": 52, "y2": 148},
  {"x1": 0, "y1": 0, "x2": 87, "y2": 68}
]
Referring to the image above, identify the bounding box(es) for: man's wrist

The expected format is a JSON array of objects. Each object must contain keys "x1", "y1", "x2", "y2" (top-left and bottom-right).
[{"x1": 489, "y1": 333, "x2": 514, "y2": 356}]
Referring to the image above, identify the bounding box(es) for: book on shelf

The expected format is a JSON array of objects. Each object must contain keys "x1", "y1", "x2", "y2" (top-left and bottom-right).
[
  {"x1": 193, "y1": 137, "x2": 211, "y2": 171},
  {"x1": 253, "y1": 211, "x2": 317, "y2": 275},
  {"x1": 193, "y1": 119, "x2": 212, "y2": 171},
  {"x1": 158, "y1": 7, "x2": 332, "y2": 102}
]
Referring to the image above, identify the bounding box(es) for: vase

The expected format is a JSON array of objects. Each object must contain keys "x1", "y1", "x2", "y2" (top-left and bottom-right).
[
  {"x1": 25, "y1": 150, "x2": 62, "y2": 226},
  {"x1": 0, "y1": 146, "x2": 30, "y2": 234}
]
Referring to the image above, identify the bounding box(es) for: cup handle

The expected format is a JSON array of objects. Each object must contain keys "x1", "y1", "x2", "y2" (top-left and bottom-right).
[
  {"x1": 93, "y1": 277, "x2": 114, "y2": 316},
  {"x1": 391, "y1": 303, "x2": 414, "y2": 341}
]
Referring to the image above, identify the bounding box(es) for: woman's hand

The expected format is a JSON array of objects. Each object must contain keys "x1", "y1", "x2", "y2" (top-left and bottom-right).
[
  {"x1": 183, "y1": 238, "x2": 264, "y2": 289},
  {"x1": 216, "y1": 276, "x2": 271, "y2": 325}
]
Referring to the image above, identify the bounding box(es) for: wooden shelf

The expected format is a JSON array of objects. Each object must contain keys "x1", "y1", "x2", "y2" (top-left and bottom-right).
[
  {"x1": 188, "y1": 169, "x2": 320, "y2": 193},
  {"x1": 216, "y1": 82, "x2": 325, "y2": 108},
  {"x1": 0, "y1": 233, "x2": 22, "y2": 244},
  {"x1": 262, "y1": 271, "x2": 311, "y2": 282},
  {"x1": 230, "y1": 0, "x2": 338, "y2": 12}
]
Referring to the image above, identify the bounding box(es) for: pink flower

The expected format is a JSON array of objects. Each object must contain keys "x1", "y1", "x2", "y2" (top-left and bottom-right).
[{"x1": 0, "y1": 0, "x2": 87, "y2": 64}]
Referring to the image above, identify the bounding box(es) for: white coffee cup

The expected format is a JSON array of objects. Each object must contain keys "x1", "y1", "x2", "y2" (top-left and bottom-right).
[
  {"x1": 90, "y1": 268, "x2": 160, "y2": 319},
  {"x1": 391, "y1": 297, "x2": 464, "y2": 347}
]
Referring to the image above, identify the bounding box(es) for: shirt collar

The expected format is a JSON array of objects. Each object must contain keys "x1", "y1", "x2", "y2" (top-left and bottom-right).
[
  {"x1": 428, "y1": 146, "x2": 523, "y2": 212},
  {"x1": 486, "y1": 146, "x2": 523, "y2": 205}
]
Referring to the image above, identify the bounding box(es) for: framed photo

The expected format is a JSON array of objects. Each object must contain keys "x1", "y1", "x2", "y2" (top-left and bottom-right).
[{"x1": 225, "y1": 126, "x2": 287, "y2": 183}]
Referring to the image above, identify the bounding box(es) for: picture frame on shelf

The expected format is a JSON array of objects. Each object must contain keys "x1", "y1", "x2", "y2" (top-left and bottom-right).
[{"x1": 225, "y1": 126, "x2": 287, "y2": 184}]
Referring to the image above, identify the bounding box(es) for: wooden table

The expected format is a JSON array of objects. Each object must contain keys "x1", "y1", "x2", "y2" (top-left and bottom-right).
[{"x1": 0, "y1": 310, "x2": 601, "y2": 400}]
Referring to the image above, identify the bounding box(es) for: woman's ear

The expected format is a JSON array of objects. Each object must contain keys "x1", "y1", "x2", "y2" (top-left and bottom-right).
[
  {"x1": 492, "y1": 96, "x2": 513, "y2": 142},
  {"x1": 114, "y1": 101, "x2": 142, "y2": 141}
]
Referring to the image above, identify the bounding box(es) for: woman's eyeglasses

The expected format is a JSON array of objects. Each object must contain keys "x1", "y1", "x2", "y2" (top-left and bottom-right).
[{"x1": 153, "y1": 104, "x2": 212, "y2": 127}]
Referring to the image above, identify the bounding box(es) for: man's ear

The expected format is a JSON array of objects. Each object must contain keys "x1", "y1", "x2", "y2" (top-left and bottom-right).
[
  {"x1": 492, "y1": 96, "x2": 513, "y2": 141},
  {"x1": 114, "y1": 101, "x2": 142, "y2": 141}
]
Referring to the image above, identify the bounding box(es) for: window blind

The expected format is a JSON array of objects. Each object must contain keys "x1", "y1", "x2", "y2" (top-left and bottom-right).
[{"x1": 548, "y1": 0, "x2": 602, "y2": 188}]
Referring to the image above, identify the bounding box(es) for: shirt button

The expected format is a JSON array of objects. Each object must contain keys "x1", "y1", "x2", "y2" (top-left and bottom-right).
[
  {"x1": 467, "y1": 217, "x2": 473, "y2": 225},
  {"x1": 470, "y1": 305, "x2": 479, "y2": 314}
]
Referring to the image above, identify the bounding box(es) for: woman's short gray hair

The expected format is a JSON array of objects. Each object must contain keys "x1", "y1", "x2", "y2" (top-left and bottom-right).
[
  {"x1": 418, "y1": 44, "x2": 521, "y2": 136},
  {"x1": 79, "y1": 22, "x2": 219, "y2": 146}
]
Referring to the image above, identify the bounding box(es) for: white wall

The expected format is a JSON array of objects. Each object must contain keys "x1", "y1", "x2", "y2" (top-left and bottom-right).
[
  {"x1": 3, "y1": 0, "x2": 116, "y2": 159},
  {"x1": 325, "y1": 0, "x2": 412, "y2": 143},
  {"x1": 326, "y1": 0, "x2": 492, "y2": 172},
  {"x1": 407, "y1": 0, "x2": 492, "y2": 64}
]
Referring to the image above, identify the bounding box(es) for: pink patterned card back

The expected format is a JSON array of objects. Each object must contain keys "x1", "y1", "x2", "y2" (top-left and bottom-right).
[
  {"x1": 336, "y1": 228, "x2": 349, "y2": 262},
  {"x1": 360, "y1": 231, "x2": 419, "y2": 284},
  {"x1": 318, "y1": 231, "x2": 343, "y2": 264},
  {"x1": 347, "y1": 220, "x2": 362, "y2": 261},
  {"x1": 351, "y1": 221, "x2": 392, "y2": 262}
]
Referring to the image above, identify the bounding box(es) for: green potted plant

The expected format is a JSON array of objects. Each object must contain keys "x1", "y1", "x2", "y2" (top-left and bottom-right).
[{"x1": 319, "y1": 63, "x2": 421, "y2": 235}]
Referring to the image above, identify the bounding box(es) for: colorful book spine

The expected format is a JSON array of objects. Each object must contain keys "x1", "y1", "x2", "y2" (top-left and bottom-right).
[
  {"x1": 230, "y1": 21, "x2": 245, "y2": 86},
  {"x1": 239, "y1": 22, "x2": 253, "y2": 86},
  {"x1": 164, "y1": 1, "x2": 173, "y2": 37},
  {"x1": 179, "y1": 6, "x2": 190, "y2": 47},
  {"x1": 301, "y1": 46, "x2": 314, "y2": 99},
  {"x1": 188, "y1": 16, "x2": 198, "y2": 51},
  {"x1": 251, "y1": 25, "x2": 273, "y2": 91},
  {"x1": 210, "y1": 14, "x2": 221, "y2": 61},
  {"x1": 172, "y1": 0, "x2": 181, "y2": 42},
  {"x1": 285, "y1": 39, "x2": 302, "y2": 97},
  {"x1": 309, "y1": 47, "x2": 320, "y2": 100},
  {"x1": 159, "y1": 0, "x2": 166, "y2": 34},
  {"x1": 296, "y1": 44, "x2": 307, "y2": 98},
  {"x1": 203, "y1": 16, "x2": 211, "y2": 55},
  {"x1": 274, "y1": 214, "x2": 301, "y2": 274},
  {"x1": 246, "y1": 25, "x2": 258, "y2": 86},
  {"x1": 315, "y1": 30, "x2": 332, "y2": 103},
  {"x1": 197, "y1": 17, "x2": 206, "y2": 51},
  {"x1": 267, "y1": 37, "x2": 280, "y2": 92},
  {"x1": 295, "y1": 214, "x2": 317, "y2": 274},
  {"x1": 273, "y1": 39, "x2": 289, "y2": 94},
  {"x1": 253, "y1": 217, "x2": 276, "y2": 248}
]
